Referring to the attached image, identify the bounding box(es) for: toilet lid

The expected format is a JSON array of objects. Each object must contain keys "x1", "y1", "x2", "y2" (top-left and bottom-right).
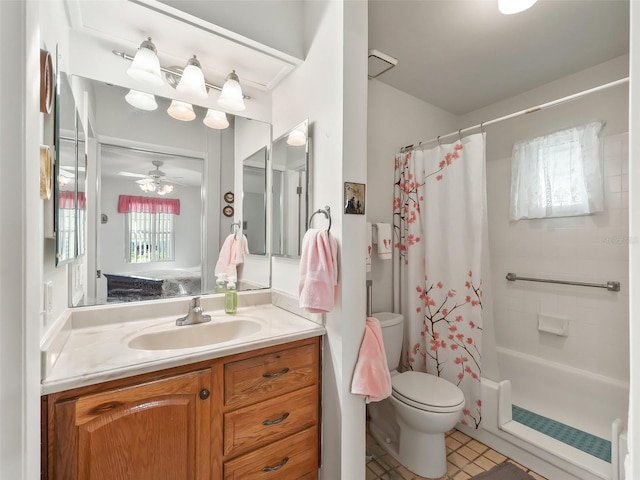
[{"x1": 392, "y1": 371, "x2": 465, "y2": 413}]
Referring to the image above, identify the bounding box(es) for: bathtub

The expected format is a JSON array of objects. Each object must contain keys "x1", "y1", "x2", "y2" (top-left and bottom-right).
[{"x1": 457, "y1": 347, "x2": 629, "y2": 480}]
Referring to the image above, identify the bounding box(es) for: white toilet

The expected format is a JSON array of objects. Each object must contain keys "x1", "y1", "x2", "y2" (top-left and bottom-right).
[{"x1": 368, "y1": 312, "x2": 465, "y2": 479}]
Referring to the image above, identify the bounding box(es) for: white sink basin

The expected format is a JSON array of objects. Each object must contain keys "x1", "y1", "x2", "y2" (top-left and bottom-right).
[{"x1": 128, "y1": 317, "x2": 262, "y2": 350}]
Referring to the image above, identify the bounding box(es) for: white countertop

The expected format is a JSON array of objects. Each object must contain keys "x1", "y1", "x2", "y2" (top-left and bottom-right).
[{"x1": 41, "y1": 299, "x2": 325, "y2": 395}]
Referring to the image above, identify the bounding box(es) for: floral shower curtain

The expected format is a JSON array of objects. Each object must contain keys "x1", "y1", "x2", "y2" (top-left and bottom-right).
[{"x1": 393, "y1": 133, "x2": 486, "y2": 429}]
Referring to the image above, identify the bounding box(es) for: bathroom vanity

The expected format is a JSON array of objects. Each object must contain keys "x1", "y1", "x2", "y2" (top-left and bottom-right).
[{"x1": 40, "y1": 297, "x2": 324, "y2": 479}]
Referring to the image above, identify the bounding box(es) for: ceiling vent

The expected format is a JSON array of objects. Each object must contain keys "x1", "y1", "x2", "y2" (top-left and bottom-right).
[{"x1": 368, "y1": 49, "x2": 398, "y2": 79}]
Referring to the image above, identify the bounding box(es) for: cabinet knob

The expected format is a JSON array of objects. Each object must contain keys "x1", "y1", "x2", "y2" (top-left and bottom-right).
[
  {"x1": 262, "y1": 367, "x2": 290, "y2": 379},
  {"x1": 262, "y1": 457, "x2": 289, "y2": 472},
  {"x1": 199, "y1": 389, "x2": 210, "y2": 400}
]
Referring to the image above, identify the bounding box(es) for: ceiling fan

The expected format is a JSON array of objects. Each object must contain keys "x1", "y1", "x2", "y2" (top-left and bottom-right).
[{"x1": 117, "y1": 160, "x2": 184, "y2": 195}]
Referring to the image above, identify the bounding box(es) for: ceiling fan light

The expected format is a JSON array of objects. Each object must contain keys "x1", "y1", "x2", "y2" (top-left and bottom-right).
[
  {"x1": 203, "y1": 109, "x2": 229, "y2": 129},
  {"x1": 157, "y1": 184, "x2": 174, "y2": 195},
  {"x1": 498, "y1": 0, "x2": 537, "y2": 14},
  {"x1": 127, "y1": 38, "x2": 164, "y2": 87},
  {"x1": 218, "y1": 70, "x2": 246, "y2": 112},
  {"x1": 167, "y1": 100, "x2": 196, "y2": 121},
  {"x1": 139, "y1": 182, "x2": 156, "y2": 193},
  {"x1": 176, "y1": 55, "x2": 208, "y2": 99},
  {"x1": 287, "y1": 129, "x2": 307, "y2": 146},
  {"x1": 125, "y1": 89, "x2": 158, "y2": 111}
]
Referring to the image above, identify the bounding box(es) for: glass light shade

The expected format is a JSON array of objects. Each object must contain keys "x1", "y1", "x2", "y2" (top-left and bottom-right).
[
  {"x1": 157, "y1": 184, "x2": 174, "y2": 195},
  {"x1": 287, "y1": 130, "x2": 307, "y2": 146},
  {"x1": 203, "y1": 109, "x2": 229, "y2": 129},
  {"x1": 127, "y1": 38, "x2": 164, "y2": 86},
  {"x1": 125, "y1": 89, "x2": 158, "y2": 111},
  {"x1": 218, "y1": 70, "x2": 246, "y2": 112},
  {"x1": 167, "y1": 100, "x2": 196, "y2": 121},
  {"x1": 139, "y1": 182, "x2": 156, "y2": 193},
  {"x1": 498, "y1": 0, "x2": 537, "y2": 14},
  {"x1": 176, "y1": 56, "x2": 208, "y2": 99}
]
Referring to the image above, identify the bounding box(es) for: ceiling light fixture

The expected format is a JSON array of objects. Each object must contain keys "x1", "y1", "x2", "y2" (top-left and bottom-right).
[
  {"x1": 139, "y1": 180, "x2": 174, "y2": 195},
  {"x1": 218, "y1": 70, "x2": 246, "y2": 112},
  {"x1": 126, "y1": 38, "x2": 164, "y2": 86},
  {"x1": 176, "y1": 55, "x2": 208, "y2": 99},
  {"x1": 167, "y1": 99, "x2": 196, "y2": 121},
  {"x1": 203, "y1": 109, "x2": 229, "y2": 129},
  {"x1": 125, "y1": 89, "x2": 158, "y2": 111},
  {"x1": 498, "y1": 0, "x2": 537, "y2": 14}
]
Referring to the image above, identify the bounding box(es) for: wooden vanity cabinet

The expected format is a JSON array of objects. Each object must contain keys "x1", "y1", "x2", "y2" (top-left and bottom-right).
[{"x1": 43, "y1": 336, "x2": 321, "y2": 480}]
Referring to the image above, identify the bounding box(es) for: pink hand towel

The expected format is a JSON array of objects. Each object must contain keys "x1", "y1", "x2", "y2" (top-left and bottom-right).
[
  {"x1": 351, "y1": 317, "x2": 392, "y2": 403},
  {"x1": 214, "y1": 233, "x2": 235, "y2": 280},
  {"x1": 299, "y1": 228, "x2": 338, "y2": 313}
]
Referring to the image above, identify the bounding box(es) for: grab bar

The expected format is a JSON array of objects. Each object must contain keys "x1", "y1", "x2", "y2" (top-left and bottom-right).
[{"x1": 506, "y1": 272, "x2": 620, "y2": 292}]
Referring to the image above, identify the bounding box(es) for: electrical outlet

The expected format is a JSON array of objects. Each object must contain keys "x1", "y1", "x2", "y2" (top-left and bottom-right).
[{"x1": 43, "y1": 281, "x2": 53, "y2": 316}]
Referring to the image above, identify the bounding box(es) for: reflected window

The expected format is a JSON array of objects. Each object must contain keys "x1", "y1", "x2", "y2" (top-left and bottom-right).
[{"x1": 118, "y1": 195, "x2": 180, "y2": 263}]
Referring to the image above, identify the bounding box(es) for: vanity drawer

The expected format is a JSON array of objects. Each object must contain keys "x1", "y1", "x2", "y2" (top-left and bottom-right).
[
  {"x1": 224, "y1": 341, "x2": 319, "y2": 407},
  {"x1": 224, "y1": 385, "x2": 318, "y2": 457},
  {"x1": 223, "y1": 425, "x2": 318, "y2": 480}
]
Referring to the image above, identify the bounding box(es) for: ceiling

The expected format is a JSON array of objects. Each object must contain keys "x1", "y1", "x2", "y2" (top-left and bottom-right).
[{"x1": 368, "y1": 0, "x2": 630, "y2": 115}]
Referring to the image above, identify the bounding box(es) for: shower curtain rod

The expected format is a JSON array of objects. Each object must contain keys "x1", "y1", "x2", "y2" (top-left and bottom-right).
[{"x1": 400, "y1": 77, "x2": 629, "y2": 153}]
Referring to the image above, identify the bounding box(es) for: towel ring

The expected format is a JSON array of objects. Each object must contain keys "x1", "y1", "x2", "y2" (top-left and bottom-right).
[
  {"x1": 230, "y1": 221, "x2": 242, "y2": 236},
  {"x1": 309, "y1": 206, "x2": 331, "y2": 232}
]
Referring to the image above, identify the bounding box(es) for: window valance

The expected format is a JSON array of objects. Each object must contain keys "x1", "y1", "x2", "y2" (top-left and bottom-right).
[{"x1": 117, "y1": 195, "x2": 180, "y2": 215}]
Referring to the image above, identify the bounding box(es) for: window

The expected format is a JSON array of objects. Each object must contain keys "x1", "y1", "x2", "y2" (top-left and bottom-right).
[
  {"x1": 510, "y1": 122, "x2": 604, "y2": 220},
  {"x1": 118, "y1": 195, "x2": 180, "y2": 263}
]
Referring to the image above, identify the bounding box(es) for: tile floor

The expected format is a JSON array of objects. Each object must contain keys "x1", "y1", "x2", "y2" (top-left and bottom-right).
[{"x1": 366, "y1": 429, "x2": 548, "y2": 480}]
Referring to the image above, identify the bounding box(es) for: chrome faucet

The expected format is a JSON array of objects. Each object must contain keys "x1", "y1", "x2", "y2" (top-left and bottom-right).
[{"x1": 176, "y1": 297, "x2": 211, "y2": 326}]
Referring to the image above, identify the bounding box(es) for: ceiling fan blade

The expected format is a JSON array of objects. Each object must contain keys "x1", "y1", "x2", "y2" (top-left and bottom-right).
[
  {"x1": 135, "y1": 178, "x2": 154, "y2": 185},
  {"x1": 117, "y1": 171, "x2": 149, "y2": 178}
]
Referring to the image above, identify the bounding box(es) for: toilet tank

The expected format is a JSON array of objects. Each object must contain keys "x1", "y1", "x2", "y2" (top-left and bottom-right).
[{"x1": 372, "y1": 312, "x2": 403, "y2": 371}]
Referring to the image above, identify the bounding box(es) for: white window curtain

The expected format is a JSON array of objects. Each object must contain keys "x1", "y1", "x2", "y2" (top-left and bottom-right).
[{"x1": 510, "y1": 121, "x2": 604, "y2": 220}]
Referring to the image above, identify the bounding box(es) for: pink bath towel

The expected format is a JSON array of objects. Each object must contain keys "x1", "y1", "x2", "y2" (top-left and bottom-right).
[
  {"x1": 351, "y1": 317, "x2": 392, "y2": 403},
  {"x1": 298, "y1": 228, "x2": 338, "y2": 313}
]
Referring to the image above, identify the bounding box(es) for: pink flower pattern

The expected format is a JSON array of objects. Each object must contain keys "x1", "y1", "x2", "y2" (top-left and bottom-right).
[{"x1": 392, "y1": 143, "x2": 483, "y2": 429}]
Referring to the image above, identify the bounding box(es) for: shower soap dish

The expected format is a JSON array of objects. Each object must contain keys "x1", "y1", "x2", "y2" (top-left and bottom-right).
[{"x1": 537, "y1": 313, "x2": 569, "y2": 336}]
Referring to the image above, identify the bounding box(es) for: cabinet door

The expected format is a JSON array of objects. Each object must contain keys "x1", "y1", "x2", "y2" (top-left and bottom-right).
[{"x1": 52, "y1": 369, "x2": 212, "y2": 480}]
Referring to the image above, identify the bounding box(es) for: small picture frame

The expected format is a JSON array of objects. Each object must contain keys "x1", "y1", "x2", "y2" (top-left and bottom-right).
[
  {"x1": 344, "y1": 182, "x2": 365, "y2": 215},
  {"x1": 224, "y1": 191, "x2": 235, "y2": 203},
  {"x1": 222, "y1": 205, "x2": 234, "y2": 217}
]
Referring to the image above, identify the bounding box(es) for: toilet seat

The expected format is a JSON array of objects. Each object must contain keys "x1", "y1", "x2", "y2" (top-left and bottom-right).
[{"x1": 391, "y1": 371, "x2": 465, "y2": 413}]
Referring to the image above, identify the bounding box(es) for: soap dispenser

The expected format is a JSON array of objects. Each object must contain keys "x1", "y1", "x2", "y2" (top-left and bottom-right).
[
  {"x1": 215, "y1": 275, "x2": 226, "y2": 293},
  {"x1": 224, "y1": 281, "x2": 237, "y2": 314}
]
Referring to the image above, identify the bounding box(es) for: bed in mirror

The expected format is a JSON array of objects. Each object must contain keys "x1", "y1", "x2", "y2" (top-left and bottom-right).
[
  {"x1": 271, "y1": 120, "x2": 310, "y2": 258},
  {"x1": 56, "y1": 75, "x2": 271, "y2": 306}
]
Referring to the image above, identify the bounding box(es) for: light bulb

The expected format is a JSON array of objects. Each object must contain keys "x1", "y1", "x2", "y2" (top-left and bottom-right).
[
  {"x1": 203, "y1": 109, "x2": 229, "y2": 129},
  {"x1": 287, "y1": 130, "x2": 307, "y2": 146},
  {"x1": 167, "y1": 100, "x2": 196, "y2": 121},
  {"x1": 125, "y1": 89, "x2": 158, "y2": 111},
  {"x1": 218, "y1": 70, "x2": 246, "y2": 112},
  {"x1": 127, "y1": 38, "x2": 163, "y2": 86},
  {"x1": 176, "y1": 55, "x2": 208, "y2": 99}
]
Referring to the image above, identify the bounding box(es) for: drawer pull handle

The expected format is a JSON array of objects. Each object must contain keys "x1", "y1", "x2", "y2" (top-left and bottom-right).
[
  {"x1": 199, "y1": 389, "x2": 210, "y2": 400},
  {"x1": 262, "y1": 457, "x2": 289, "y2": 472},
  {"x1": 262, "y1": 367, "x2": 290, "y2": 378},
  {"x1": 262, "y1": 412, "x2": 290, "y2": 426}
]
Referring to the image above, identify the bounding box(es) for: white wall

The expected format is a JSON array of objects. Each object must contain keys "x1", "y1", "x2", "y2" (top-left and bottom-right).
[
  {"x1": 271, "y1": 1, "x2": 368, "y2": 478},
  {"x1": 366, "y1": 79, "x2": 459, "y2": 313},
  {"x1": 0, "y1": 1, "x2": 41, "y2": 478},
  {"x1": 627, "y1": 2, "x2": 639, "y2": 476}
]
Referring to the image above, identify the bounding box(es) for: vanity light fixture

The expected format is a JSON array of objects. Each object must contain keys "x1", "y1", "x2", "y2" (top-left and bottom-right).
[
  {"x1": 176, "y1": 55, "x2": 208, "y2": 99},
  {"x1": 218, "y1": 70, "x2": 246, "y2": 112},
  {"x1": 167, "y1": 99, "x2": 196, "y2": 121},
  {"x1": 498, "y1": 0, "x2": 537, "y2": 14},
  {"x1": 203, "y1": 109, "x2": 229, "y2": 129},
  {"x1": 287, "y1": 129, "x2": 307, "y2": 146},
  {"x1": 126, "y1": 38, "x2": 164, "y2": 87},
  {"x1": 125, "y1": 89, "x2": 158, "y2": 111}
]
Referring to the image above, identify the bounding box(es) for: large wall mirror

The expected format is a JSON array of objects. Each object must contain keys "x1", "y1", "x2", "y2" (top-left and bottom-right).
[
  {"x1": 55, "y1": 74, "x2": 271, "y2": 306},
  {"x1": 242, "y1": 147, "x2": 268, "y2": 255},
  {"x1": 271, "y1": 120, "x2": 310, "y2": 258}
]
